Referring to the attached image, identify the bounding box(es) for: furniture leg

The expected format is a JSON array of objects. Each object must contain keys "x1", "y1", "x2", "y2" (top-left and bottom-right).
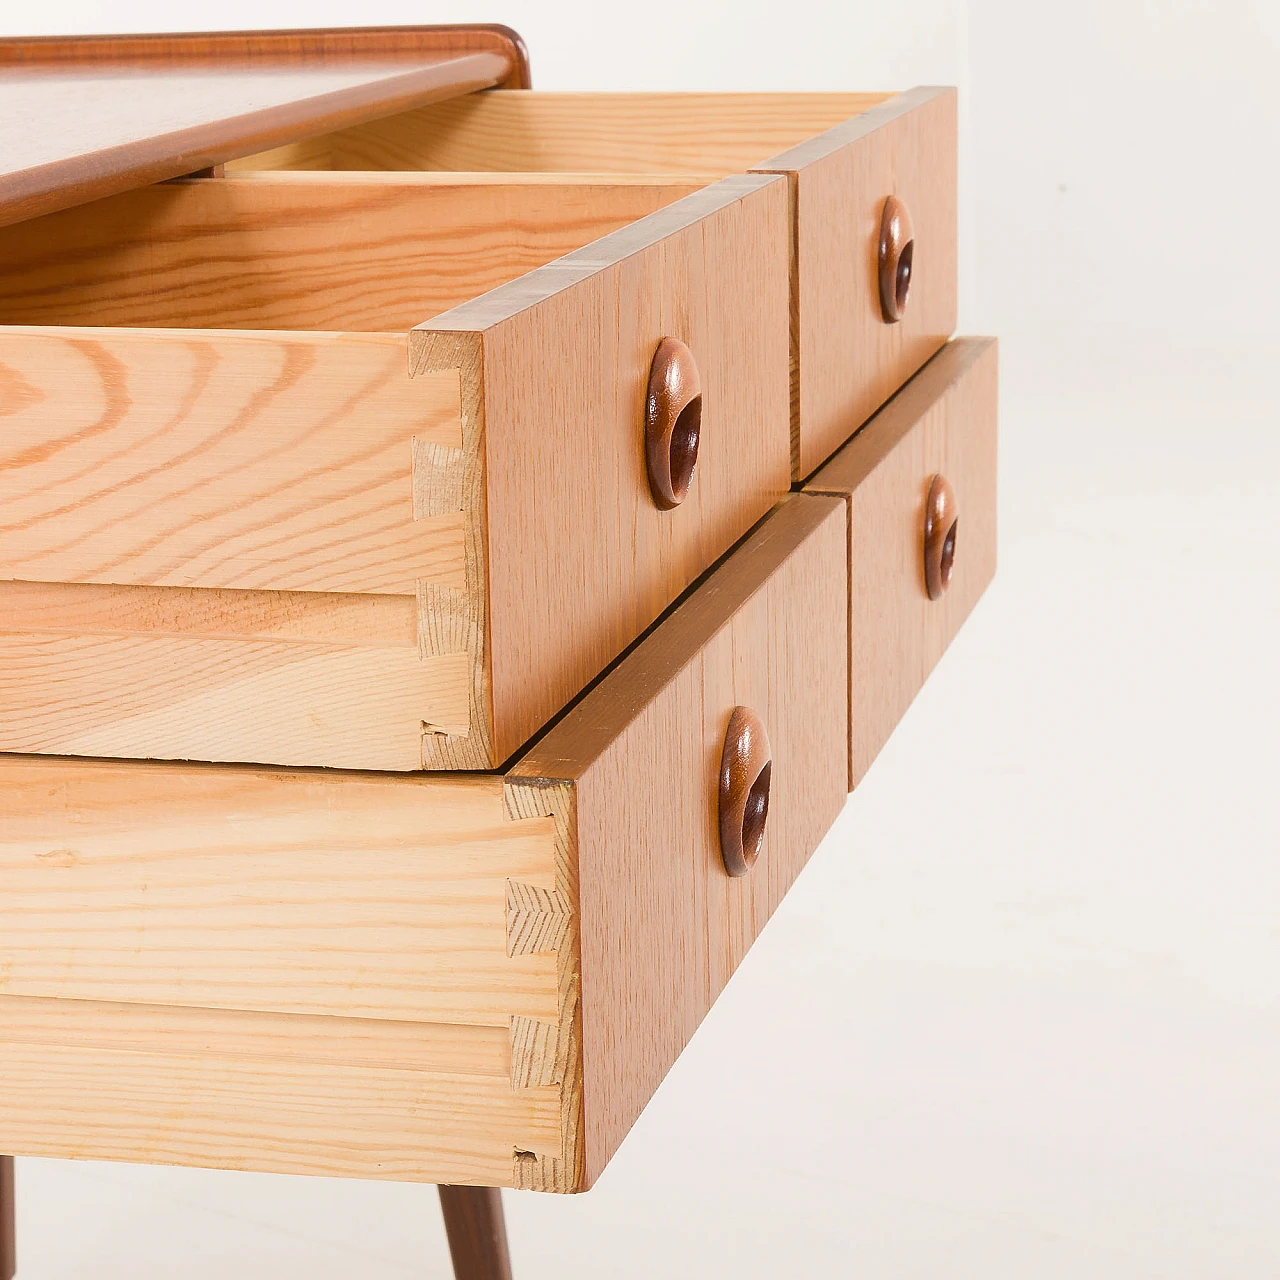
[
  {"x1": 438, "y1": 1186, "x2": 512, "y2": 1280},
  {"x1": 1, "y1": 1156, "x2": 15, "y2": 1280}
]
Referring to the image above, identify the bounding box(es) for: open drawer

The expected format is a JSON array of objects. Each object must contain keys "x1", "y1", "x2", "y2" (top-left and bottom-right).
[
  {"x1": 0, "y1": 493, "x2": 848, "y2": 1192},
  {"x1": 0, "y1": 163, "x2": 791, "y2": 770},
  {"x1": 232, "y1": 87, "x2": 959, "y2": 477}
]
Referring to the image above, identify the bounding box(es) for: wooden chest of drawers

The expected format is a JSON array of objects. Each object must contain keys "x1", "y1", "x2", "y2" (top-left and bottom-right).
[{"x1": 0, "y1": 24, "x2": 995, "y2": 1221}]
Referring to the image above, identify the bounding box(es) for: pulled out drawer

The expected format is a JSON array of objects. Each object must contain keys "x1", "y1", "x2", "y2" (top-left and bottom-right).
[
  {"x1": 0, "y1": 165, "x2": 791, "y2": 770},
  {"x1": 0, "y1": 493, "x2": 847, "y2": 1191},
  {"x1": 806, "y1": 337, "x2": 998, "y2": 786},
  {"x1": 234, "y1": 87, "x2": 959, "y2": 478}
]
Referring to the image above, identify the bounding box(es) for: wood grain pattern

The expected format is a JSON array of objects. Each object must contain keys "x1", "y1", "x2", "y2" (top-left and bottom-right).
[
  {"x1": 414, "y1": 174, "x2": 792, "y2": 766},
  {"x1": 244, "y1": 91, "x2": 887, "y2": 176},
  {"x1": 510, "y1": 494, "x2": 849, "y2": 1188},
  {"x1": 0, "y1": 25, "x2": 529, "y2": 227},
  {"x1": 754, "y1": 87, "x2": 959, "y2": 478},
  {"x1": 805, "y1": 337, "x2": 998, "y2": 785},
  {"x1": 0, "y1": 174, "x2": 702, "y2": 332},
  {"x1": 0, "y1": 997, "x2": 559, "y2": 1185},
  {"x1": 0, "y1": 756, "x2": 559, "y2": 1025},
  {"x1": 0, "y1": 327, "x2": 460, "y2": 594}
]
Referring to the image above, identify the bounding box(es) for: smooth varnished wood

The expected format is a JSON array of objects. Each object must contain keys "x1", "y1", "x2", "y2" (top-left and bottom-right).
[
  {"x1": 878, "y1": 195, "x2": 914, "y2": 323},
  {"x1": 0, "y1": 25, "x2": 529, "y2": 228},
  {"x1": 755, "y1": 86, "x2": 959, "y2": 477},
  {"x1": 644, "y1": 337, "x2": 702, "y2": 510},
  {"x1": 718, "y1": 707, "x2": 772, "y2": 877},
  {"x1": 438, "y1": 1186, "x2": 513, "y2": 1280},
  {"x1": 414, "y1": 174, "x2": 791, "y2": 767},
  {"x1": 924, "y1": 473, "x2": 958, "y2": 600},
  {"x1": 510, "y1": 493, "x2": 848, "y2": 1187},
  {"x1": 806, "y1": 337, "x2": 998, "y2": 786}
]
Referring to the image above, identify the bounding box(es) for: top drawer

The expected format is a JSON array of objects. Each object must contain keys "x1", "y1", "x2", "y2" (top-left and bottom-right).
[
  {"x1": 234, "y1": 88, "x2": 959, "y2": 479},
  {"x1": 0, "y1": 163, "x2": 790, "y2": 770}
]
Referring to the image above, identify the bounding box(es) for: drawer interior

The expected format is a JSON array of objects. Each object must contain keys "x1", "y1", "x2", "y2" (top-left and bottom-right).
[
  {"x1": 227, "y1": 91, "x2": 890, "y2": 178},
  {"x1": 0, "y1": 170, "x2": 704, "y2": 331}
]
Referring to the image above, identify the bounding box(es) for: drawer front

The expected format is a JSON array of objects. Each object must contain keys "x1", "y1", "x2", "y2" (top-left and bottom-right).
[
  {"x1": 415, "y1": 174, "x2": 792, "y2": 767},
  {"x1": 806, "y1": 337, "x2": 998, "y2": 786},
  {"x1": 509, "y1": 492, "x2": 848, "y2": 1190},
  {"x1": 0, "y1": 494, "x2": 846, "y2": 1191},
  {"x1": 0, "y1": 170, "x2": 789, "y2": 772},
  {"x1": 756, "y1": 87, "x2": 959, "y2": 478}
]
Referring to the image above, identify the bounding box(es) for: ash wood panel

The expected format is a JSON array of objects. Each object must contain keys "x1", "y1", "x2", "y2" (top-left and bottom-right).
[
  {"x1": 510, "y1": 495, "x2": 849, "y2": 1187},
  {"x1": 806, "y1": 337, "x2": 998, "y2": 785},
  {"x1": 0, "y1": 327, "x2": 461, "y2": 595},
  {"x1": 0, "y1": 25, "x2": 529, "y2": 228},
  {"x1": 755, "y1": 87, "x2": 959, "y2": 478},
  {"x1": 414, "y1": 174, "x2": 792, "y2": 765},
  {"x1": 0, "y1": 174, "x2": 702, "y2": 332},
  {"x1": 257, "y1": 91, "x2": 887, "y2": 176},
  {"x1": 0, "y1": 757, "x2": 559, "y2": 1025}
]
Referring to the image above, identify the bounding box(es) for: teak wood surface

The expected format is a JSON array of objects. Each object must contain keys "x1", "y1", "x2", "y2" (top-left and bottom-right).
[
  {"x1": 806, "y1": 337, "x2": 998, "y2": 785},
  {"x1": 0, "y1": 25, "x2": 530, "y2": 228},
  {"x1": 0, "y1": 493, "x2": 846, "y2": 1191}
]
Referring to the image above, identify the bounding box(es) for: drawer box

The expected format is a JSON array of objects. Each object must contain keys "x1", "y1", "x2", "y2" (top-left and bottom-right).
[
  {"x1": 0, "y1": 167, "x2": 791, "y2": 770},
  {"x1": 233, "y1": 88, "x2": 958, "y2": 479},
  {"x1": 806, "y1": 337, "x2": 998, "y2": 786},
  {"x1": 0, "y1": 493, "x2": 848, "y2": 1191}
]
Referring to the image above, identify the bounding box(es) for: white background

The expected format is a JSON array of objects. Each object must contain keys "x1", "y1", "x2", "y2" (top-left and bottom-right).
[{"x1": 4, "y1": 1, "x2": 1279, "y2": 1275}]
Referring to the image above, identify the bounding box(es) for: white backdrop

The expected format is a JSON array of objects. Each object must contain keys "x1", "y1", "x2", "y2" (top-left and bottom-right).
[{"x1": 4, "y1": 2, "x2": 1279, "y2": 1276}]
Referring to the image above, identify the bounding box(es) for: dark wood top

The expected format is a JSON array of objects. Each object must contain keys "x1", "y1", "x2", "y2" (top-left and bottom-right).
[{"x1": 0, "y1": 25, "x2": 531, "y2": 228}]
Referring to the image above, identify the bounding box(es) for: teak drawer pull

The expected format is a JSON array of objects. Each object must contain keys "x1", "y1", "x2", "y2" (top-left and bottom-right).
[
  {"x1": 878, "y1": 195, "x2": 915, "y2": 323},
  {"x1": 924, "y1": 474, "x2": 958, "y2": 600},
  {"x1": 645, "y1": 337, "x2": 702, "y2": 510},
  {"x1": 718, "y1": 706, "x2": 772, "y2": 877}
]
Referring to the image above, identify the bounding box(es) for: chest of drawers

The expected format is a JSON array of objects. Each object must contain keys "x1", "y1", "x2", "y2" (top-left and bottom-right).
[{"x1": 0, "y1": 23, "x2": 995, "y2": 1279}]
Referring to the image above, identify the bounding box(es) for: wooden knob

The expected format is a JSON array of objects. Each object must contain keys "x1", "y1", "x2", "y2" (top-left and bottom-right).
[
  {"x1": 645, "y1": 337, "x2": 702, "y2": 510},
  {"x1": 878, "y1": 195, "x2": 915, "y2": 323},
  {"x1": 924, "y1": 474, "x2": 958, "y2": 600},
  {"x1": 718, "y1": 707, "x2": 772, "y2": 878}
]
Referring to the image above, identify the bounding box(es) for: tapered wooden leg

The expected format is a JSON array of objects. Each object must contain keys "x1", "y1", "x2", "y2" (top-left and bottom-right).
[
  {"x1": 1, "y1": 1156, "x2": 15, "y2": 1280},
  {"x1": 438, "y1": 1186, "x2": 512, "y2": 1280}
]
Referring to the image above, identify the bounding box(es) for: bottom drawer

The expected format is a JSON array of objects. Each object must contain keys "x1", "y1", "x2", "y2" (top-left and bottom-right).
[
  {"x1": 0, "y1": 494, "x2": 847, "y2": 1192},
  {"x1": 806, "y1": 337, "x2": 998, "y2": 785}
]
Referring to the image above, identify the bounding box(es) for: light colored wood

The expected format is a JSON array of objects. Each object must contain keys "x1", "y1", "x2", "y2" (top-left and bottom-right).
[
  {"x1": 0, "y1": 174, "x2": 702, "y2": 332},
  {"x1": 414, "y1": 174, "x2": 792, "y2": 765},
  {"x1": 0, "y1": 327, "x2": 460, "y2": 594},
  {"x1": 0, "y1": 996, "x2": 558, "y2": 1185},
  {"x1": 755, "y1": 87, "x2": 959, "y2": 478},
  {"x1": 0, "y1": 327, "x2": 478, "y2": 767},
  {"x1": 0, "y1": 579, "x2": 416, "y2": 646},
  {"x1": 805, "y1": 337, "x2": 998, "y2": 785},
  {"x1": 232, "y1": 91, "x2": 888, "y2": 176},
  {"x1": 0, "y1": 756, "x2": 559, "y2": 1025},
  {"x1": 510, "y1": 494, "x2": 849, "y2": 1188}
]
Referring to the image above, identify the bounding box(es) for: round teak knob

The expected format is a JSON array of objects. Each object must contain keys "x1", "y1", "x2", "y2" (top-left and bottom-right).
[
  {"x1": 645, "y1": 337, "x2": 702, "y2": 510},
  {"x1": 878, "y1": 195, "x2": 915, "y2": 323},
  {"x1": 718, "y1": 707, "x2": 772, "y2": 878},
  {"x1": 923, "y1": 474, "x2": 958, "y2": 600}
]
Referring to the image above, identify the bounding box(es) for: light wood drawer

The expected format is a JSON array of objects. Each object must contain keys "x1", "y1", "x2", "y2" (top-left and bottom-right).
[
  {"x1": 806, "y1": 338, "x2": 998, "y2": 786},
  {"x1": 0, "y1": 168, "x2": 791, "y2": 771},
  {"x1": 234, "y1": 88, "x2": 957, "y2": 479},
  {"x1": 0, "y1": 493, "x2": 847, "y2": 1191}
]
